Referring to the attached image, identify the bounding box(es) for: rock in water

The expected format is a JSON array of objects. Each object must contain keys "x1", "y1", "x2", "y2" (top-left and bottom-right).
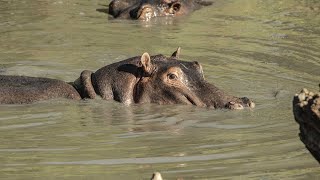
[{"x1": 293, "y1": 88, "x2": 320, "y2": 163}]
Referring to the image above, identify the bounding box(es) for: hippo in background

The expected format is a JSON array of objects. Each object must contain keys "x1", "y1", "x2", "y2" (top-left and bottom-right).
[
  {"x1": 0, "y1": 48, "x2": 254, "y2": 109},
  {"x1": 108, "y1": 0, "x2": 213, "y2": 20},
  {"x1": 293, "y1": 87, "x2": 320, "y2": 163}
]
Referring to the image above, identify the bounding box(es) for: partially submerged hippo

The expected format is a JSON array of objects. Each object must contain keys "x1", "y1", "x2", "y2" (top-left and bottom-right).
[
  {"x1": 109, "y1": 0, "x2": 213, "y2": 20},
  {"x1": 293, "y1": 88, "x2": 320, "y2": 163},
  {"x1": 150, "y1": 172, "x2": 163, "y2": 180},
  {"x1": 0, "y1": 48, "x2": 254, "y2": 109}
]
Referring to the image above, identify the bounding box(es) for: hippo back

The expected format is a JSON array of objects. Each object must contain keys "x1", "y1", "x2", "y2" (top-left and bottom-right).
[{"x1": 0, "y1": 75, "x2": 81, "y2": 104}]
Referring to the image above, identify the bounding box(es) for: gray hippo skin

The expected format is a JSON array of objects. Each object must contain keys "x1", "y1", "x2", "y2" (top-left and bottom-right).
[
  {"x1": 109, "y1": 0, "x2": 213, "y2": 20},
  {"x1": 0, "y1": 76, "x2": 81, "y2": 104},
  {"x1": 0, "y1": 48, "x2": 254, "y2": 109},
  {"x1": 293, "y1": 88, "x2": 320, "y2": 163}
]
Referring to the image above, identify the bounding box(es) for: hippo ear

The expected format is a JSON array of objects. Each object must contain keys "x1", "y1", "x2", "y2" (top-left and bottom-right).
[
  {"x1": 171, "y1": 47, "x2": 181, "y2": 59},
  {"x1": 140, "y1": 52, "x2": 153, "y2": 75}
]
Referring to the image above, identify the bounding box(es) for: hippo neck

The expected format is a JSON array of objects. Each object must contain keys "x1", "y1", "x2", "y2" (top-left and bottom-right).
[{"x1": 72, "y1": 70, "x2": 98, "y2": 99}]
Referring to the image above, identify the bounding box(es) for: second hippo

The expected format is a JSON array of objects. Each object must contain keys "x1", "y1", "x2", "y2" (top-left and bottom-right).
[
  {"x1": 108, "y1": 0, "x2": 213, "y2": 20},
  {"x1": 0, "y1": 48, "x2": 254, "y2": 109}
]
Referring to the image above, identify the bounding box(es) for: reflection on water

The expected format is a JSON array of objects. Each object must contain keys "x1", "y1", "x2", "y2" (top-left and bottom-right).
[{"x1": 0, "y1": 0, "x2": 320, "y2": 179}]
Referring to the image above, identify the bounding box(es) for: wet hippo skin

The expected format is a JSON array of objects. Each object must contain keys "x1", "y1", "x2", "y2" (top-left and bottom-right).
[
  {"x1": 293, "y1": 88, "x2": 320, "y2": 163},
  {"x1": 0, "y1": 75, "x2": 81, "y2": 104},
  {"x1": 108, "y1": 0, "x2": 213, "y2": 20},
  {"x1": 0, "y1": 48, "x2": 254, "y2": 109}
]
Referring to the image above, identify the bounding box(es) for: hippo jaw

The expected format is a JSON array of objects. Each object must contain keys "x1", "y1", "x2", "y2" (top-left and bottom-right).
[
  {"x1": 192, "y1": 82, "x2": 255, "y2": 109},
  {"x1": 133, "y1": 83, "x2": 206, "y2": 106},
  {"x1": 183, "y1": 92, "x2": 206, "y2": 107}
]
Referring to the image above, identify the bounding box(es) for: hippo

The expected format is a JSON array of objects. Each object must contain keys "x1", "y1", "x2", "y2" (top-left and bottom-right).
[
  {"x1": 293, "y1": 87, "x2": 320, "y2": 163},
  {"x1": 108, "y1": 0, "x2": 213, "y2": 20},
  {"x1": 0, "y1": 48, "x2": 254, "y2": 109}
]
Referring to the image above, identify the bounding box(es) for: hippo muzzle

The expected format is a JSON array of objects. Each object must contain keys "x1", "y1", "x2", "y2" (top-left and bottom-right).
[{"x1": 130, "y1": 4, "x2": 156, "y2": 20}]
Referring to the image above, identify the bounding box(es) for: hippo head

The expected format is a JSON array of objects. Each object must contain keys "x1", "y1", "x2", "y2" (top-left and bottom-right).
[
  {"x1": 132, "y1": 49, "x2": 255, "y2": 109},
  {"x1": 109, "y1": 0, "x2": 213, "y2": 20}
]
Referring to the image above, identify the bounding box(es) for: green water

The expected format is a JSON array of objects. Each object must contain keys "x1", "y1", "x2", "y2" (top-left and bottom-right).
[{"x1": 0, "y1": 0, "x2": 319, "y2": 179}]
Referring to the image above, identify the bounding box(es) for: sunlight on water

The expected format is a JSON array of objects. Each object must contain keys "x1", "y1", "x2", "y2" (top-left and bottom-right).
[{"x1": 0, "y1": 0, "x2": 319, "y2": 179}]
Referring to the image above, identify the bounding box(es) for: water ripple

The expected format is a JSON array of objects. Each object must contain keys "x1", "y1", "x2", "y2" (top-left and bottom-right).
[
  {"x1": 0, "y1": 121, "x2": 56, "y2": 130},
  {"x1": 39, "y1": 151, "x2": 251, "y2": 165}
]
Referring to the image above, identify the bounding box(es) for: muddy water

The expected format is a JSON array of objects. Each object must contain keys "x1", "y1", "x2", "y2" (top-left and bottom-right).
[{"x1": 0, "y1": 0, "x2": 319, "y2": 179}]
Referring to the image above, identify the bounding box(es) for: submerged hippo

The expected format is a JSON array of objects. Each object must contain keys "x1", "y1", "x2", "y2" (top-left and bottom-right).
[
  {"x1": 0, "y1": 48, "x2": 254, "y2": 109},
  {"x1": 150, "y1": 172, "x2": 163, "y2": 180},
  {"x1": 293, "y1": 88, "x2": 320, "y2": 163},
  {"x1": 109, "y1": 0, "x2": 213, "y2": 20}
]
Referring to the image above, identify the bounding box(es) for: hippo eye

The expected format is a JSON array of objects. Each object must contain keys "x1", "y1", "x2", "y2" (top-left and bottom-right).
[{"x1": 168, "y1": 73, "x2": 177, "y2": 80}]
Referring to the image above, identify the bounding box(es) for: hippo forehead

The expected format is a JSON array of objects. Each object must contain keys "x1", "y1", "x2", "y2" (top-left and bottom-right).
[
  {"x1": 150, "y1": 56, "x2": 204, "y2": 80},
  {"x1": 176, "y1": 60, "x2": 205, "y2": 81}
]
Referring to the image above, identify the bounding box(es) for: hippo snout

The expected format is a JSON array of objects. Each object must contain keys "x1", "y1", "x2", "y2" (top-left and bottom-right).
[{"x1": 130, "y1": 4, "x2": 155, "y2": 20}]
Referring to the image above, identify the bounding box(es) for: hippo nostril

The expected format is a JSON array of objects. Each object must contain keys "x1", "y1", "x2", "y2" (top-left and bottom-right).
[
  {"x1": 249, "y1": 102, "x2": 256, "y2": 108},
  {"x1": 167, "y1": 2, "x2": 181, "y2": 14},
  {"x1": 172, "y1": 2, "x2": 181, "y2": 12}
]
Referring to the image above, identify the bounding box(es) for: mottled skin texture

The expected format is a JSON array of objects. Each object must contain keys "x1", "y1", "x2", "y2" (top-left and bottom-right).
[
  {"x1": 0, "y1": 48, "x2": 254, "y2": 109},
  {"x1": 109, "y1": 0, "x2": 213, "y2": 20},
  {"x1": 293, "y1": 88, "x2": 320, "y2": 163}
]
